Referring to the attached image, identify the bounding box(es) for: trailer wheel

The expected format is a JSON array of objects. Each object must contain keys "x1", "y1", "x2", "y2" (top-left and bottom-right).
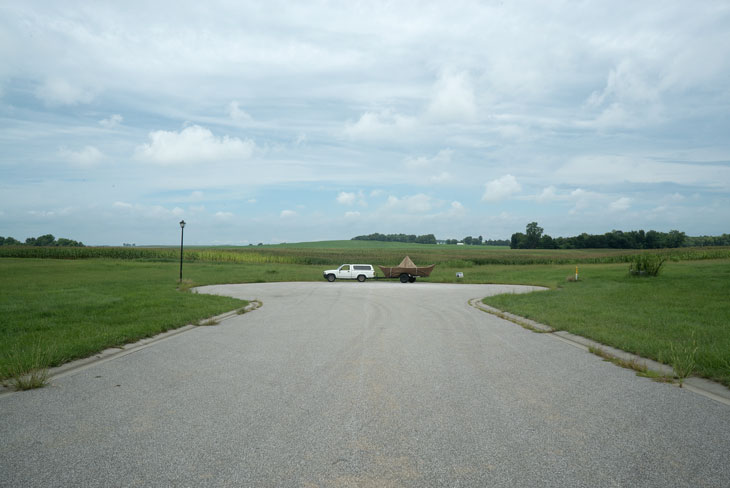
[
  {"x1": 399, "y1": 273, "x2": 410, "y2": 283},
  {"x1": 408, "y1": 276, "x2": 416, "y2": 283},
  {"x1": 357, "y1": 274, "x2": 366, "y2": 282},
  {"x1": 327, "y1": 274, "x2": 336, "y2": 282}
]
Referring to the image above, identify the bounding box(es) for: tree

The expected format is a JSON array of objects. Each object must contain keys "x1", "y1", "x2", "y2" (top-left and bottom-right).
[
  {"x1": 36, "y1": 234, "x2": 56, "y2": 246},
  {"x1": 539, "y1": 234, "x2": 557, "y2": 249},
  {"x1": 664, "y1": 230, "x2": 686, "y2": 248},
  {"x1": 510, "y1": 232, "x2": 527, "y2": 249},
  {"x1": 415, "y1": 234, "x2": 437, "y2": 245},
  {"x1": 57, "y1": 238, "x2": 84, "y2": 247},
  {"x1": 525, "y1": 222, "x2": 543, "y2": 249},
  {"x1": 645, "y1": 230, "x2": 660, "y2": 249}
]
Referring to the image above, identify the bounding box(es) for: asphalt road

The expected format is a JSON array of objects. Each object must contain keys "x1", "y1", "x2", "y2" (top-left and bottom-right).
[{"x1": 2, "y1": 281, "x2": 729, "y2": 487}]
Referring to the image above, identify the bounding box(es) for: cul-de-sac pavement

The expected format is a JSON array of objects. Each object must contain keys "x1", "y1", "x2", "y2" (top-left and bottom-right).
[{"x1": 2, "y1": 282, "x2": 729, "y2": 487}]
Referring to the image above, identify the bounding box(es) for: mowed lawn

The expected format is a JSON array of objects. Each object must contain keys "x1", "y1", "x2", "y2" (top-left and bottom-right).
[
  {"x1": 482, "y1": 259, "x2": 730, "y2": 386},
  {"x1": 0, "y1": 259, "x2": 247, "y2": 380}
]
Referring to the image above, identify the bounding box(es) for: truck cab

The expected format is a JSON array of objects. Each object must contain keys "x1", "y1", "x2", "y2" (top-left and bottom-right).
[{"x1": 323, "y1": 264, "x2": 375, "y2": 282}]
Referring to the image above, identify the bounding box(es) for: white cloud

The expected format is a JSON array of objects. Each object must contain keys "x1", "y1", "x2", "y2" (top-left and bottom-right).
[
  {"x1": 214, "y1": 211, "x2": 234, "y2": 220},
  {"x1": 58, "y1": 146, "x2": 103, "y2": 166},
  {"x1": 557, "y1": 155, "x2": 730, "y2": 187},
  {"x1": 228, "y1": 101, "x2": 253, "y2": 122},
  {"x1": 35, "y1": 78, "x2": 96, "y2": 106},
  {"x1": 584, "y1": 60, "x2": 665, "y2": 128},
  {"x1": 384, "y1": 194, "x2": 435, "y2": 213},
  {"x1": 535, "y1": 186, "x2": 560, "y2": 203},
  {"x1": 336, "y1": 190, "x2": 366, "y2": 206},
  {"x1": 336, "y1": 191, "x2": 357, "y2": 205},
  {"x1": 426, "y1": 71, "x2": 477, "y2": 123},
  {"x1": 344, "y1": 109, "x2": 417, "y2": 139},
  {"x1": 135, "y1": 125, "x2": 255, "y2": 165},
  {"x1": 482, "y1": 175, "x2": 521, "y2": 202},
  {"x1": 112, "y1": 201, "x2": 185, "y2": 219},
  {"x1": 609, "y1": 197, "x2": 632, "y2": 212},
  {"x1": 280, "y1": 209, "x2": 296, "y2": 218},
  {"x1": 668, "y1": 193, "x2": 685, "y2": 202},
  {"x1": 344, "y1": 211, "x2": 360, "y2": 218},
  {"x1": 404, "y1": 149, "x2": 453, "y2": 169},
  {"x1": 430, "y1": 171, "x2": 452, "y2": 183},
  {"x1": 99, "y1": 114, "x2": 123, "y2": 128},
  {"x1": 28, "y1": 207, "x2": 74, "y2": 218},
  {"x1": 294, "y1": 133, "x2": 307, "y2": 146},
  {"x1": 569, "y1": 188, "x2": 603, "y2": 214},
  {"x1": 587, "y1": 60, "x2": 659, "y2": 108}
]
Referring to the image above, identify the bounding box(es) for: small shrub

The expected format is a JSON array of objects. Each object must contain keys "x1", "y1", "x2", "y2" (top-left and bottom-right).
[{"x1": 629, "y1": 254, "x2": 666, "y2": 277}]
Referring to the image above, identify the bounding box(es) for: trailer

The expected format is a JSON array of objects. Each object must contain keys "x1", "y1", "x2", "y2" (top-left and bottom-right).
[{"x1": 378, "y1": 256, "x2": 436, "y2": 283}]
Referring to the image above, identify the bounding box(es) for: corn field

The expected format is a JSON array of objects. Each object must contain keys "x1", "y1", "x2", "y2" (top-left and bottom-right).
[{"x1": 1, "y1": 244, "x2": 728, "y2": 266}]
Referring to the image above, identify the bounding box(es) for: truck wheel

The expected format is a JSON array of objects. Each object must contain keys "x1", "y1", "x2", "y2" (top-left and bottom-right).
[
  {"x1": 399, "y1": 273, "x2": 409, "y2": 283},
  {"x1": 357, "y1": 274, "x2": 366, "y2": 282},
  {"x1": 327, "y1": 274, "x2": 336, "y2": 282},
  {"x1": 408, "y1": 276, "x2": 416, "y2": 283}
]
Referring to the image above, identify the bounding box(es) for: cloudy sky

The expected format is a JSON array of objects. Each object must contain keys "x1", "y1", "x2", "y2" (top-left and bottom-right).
[{"x1": 1, "y1": 1, "x2": 729, "y2": 245}]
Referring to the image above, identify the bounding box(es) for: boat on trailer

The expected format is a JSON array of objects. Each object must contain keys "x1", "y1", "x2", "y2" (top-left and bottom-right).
[{"x1": 378, "y1": 256, "x2": 436, "y2": 283}]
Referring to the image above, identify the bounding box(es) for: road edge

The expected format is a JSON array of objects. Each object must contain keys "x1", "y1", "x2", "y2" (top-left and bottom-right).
[
  {"x1": 469, "y1": 298, "x2": 730, "y2": 406},
  {"x1": 0, "y1": 300, "x2": 262, "y2": 398}
]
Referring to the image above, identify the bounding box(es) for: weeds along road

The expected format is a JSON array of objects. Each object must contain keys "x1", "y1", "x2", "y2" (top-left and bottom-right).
[{"x1": 2, "y1": 281, "x2": 730, "y2": 487}]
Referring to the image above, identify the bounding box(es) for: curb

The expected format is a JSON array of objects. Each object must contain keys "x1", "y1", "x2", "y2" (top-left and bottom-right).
[
  {"x1": 469, "y1": 298, "x2": 730, "y2": 406},
  {"x1": 0, "y1": 300, "x2": 262, "y2": 397}
]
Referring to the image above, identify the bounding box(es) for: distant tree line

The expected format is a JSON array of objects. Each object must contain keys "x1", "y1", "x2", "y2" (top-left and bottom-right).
[
  {"x1": 0, "y1": 234, "x2": 85, "y2": 247},
  {"x1": 352, "y1": 233, "x2": 437, "y2": 244},
  {"x1": 352, "y1": 233, "x2": 509, "y2": 246},
  {"x1": 510, "y1": 222, "x2": 699, "y2": 249},
  {"x1": 443, "y1": 236, "x2": 510, "y2": 246},
  {"x1": 684, "y1": 234, "x2": 730, "y2": 247}
]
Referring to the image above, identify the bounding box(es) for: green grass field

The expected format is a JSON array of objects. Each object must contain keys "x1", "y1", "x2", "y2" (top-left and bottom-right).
[
  {"x1": 0, "y1": 259, "x2": 247, "y2": 384},
  {"x1": 2, "y1": 242, "x2": 729, "y2": 388},
  {"x1": 482, "y1": 260, "x2": 730, "y2": 386}
]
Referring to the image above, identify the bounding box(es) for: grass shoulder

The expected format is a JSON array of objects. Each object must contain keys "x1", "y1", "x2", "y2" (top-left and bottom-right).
[
  {"x1": 0, "y1": 258, "x2": 247, "y2": 387},
  {"x1": 482, "y1": 260, "x2": 730, "y2": 386}
]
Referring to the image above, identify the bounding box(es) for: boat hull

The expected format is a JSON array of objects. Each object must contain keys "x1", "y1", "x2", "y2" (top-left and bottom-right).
[{"x1": 377, "y1": 264, "x2": 435, "y2": 278}]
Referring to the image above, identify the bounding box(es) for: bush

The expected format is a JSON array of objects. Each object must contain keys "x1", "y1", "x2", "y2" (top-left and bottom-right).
[{"x1": 629, "y1": 254, "x2": 666, "y2": 277}]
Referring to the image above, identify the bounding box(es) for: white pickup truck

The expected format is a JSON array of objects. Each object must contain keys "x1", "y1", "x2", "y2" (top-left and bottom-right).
[{"x1": 323, "y1": 264, "x2": 375, "y2": 282}]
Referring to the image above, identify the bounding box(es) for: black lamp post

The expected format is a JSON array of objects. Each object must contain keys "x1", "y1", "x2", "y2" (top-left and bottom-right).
[{"x1": 179, "y1": 220, "x2": 186, "y2": 282}]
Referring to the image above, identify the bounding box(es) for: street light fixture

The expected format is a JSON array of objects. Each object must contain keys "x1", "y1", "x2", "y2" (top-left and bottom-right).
[{"x1": 179, "y1": 220, "x2": 186, "y2": 282}]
